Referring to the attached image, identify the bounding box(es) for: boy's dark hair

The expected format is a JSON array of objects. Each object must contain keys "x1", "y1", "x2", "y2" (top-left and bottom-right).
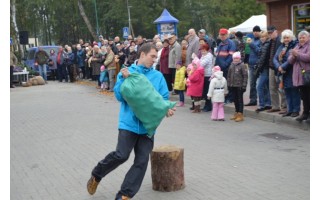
[{"x1": 137, "y1": 43, "x2": 157, "y2": 58}]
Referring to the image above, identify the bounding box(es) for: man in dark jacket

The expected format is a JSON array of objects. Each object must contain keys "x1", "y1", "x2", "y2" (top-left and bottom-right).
[
  {"x1": 35, "y1": 47, "x2": 49, "y2": 83},
  {"x1": 245, "y1": 25, "x2": 262, "y2": 106},
  {"x1": 266, "y1": 25, "x2": 287, "y2": 113}
]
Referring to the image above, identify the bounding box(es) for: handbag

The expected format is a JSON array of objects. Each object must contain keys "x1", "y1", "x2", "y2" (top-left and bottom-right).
[
  {"x1": 299, "y1": 61, "x2": 310, "y2": 85},
  {"x1": 301, "y1": 69, "x2": 310, "y2": 85}
]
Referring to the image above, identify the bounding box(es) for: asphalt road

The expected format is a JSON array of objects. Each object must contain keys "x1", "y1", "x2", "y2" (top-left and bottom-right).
[{"x1": 10, "y1": 81, "x2": 310, "y2": 200}]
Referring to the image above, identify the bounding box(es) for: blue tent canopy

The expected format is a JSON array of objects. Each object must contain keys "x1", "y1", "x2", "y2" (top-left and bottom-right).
[{"x1": 154, "y1": 9, "x2": 179, "y2": 24}]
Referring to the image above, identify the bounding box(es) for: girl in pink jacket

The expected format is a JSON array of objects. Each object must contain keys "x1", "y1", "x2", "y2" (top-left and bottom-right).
[{"x1": 186, "y1": 57, "x2": 204, "y2": 113}]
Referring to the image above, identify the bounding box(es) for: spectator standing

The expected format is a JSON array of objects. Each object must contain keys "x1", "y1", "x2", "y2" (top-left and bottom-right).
[
  {"x1": 57, "y1": 46, "x2": 68, "y2": 82},
  {"x1": 199, "y1": 43, "x2": 214, "y2": 112},
  {"x1": 181, "y1": 39, "x2": 188, "y2": 66},
  {"x1": 168, "y1": 33, "x2": 182, "y2": 93},
  {"x1": 91, "y1": 45, "x2": 103, "y2": 87},
  {"x1": 10, "y1": 49, "x2": 18, "y2": 88},
  {"x1": 186, "y1": 57, "x2": 204, "y2": 113},
  {"x1": 227, "y1": 52, "x2": 248, "y2": 122},
  {"x1": 35, "y1": 46, "x2": 50, "y2": 83},
  {"x1": 245, "y1": 25, "x2": 262, "y2": 106},
  {"x1": 254, "y1": 31, "x2": 272, "y2": 112},
  {"x1": 266, "y1": 25, "x2": 286, "y2": 113},
  {"x1": 215, "y1": 28, "x2": 236, "y2": 104},
  {"x1": 186, "y1": 28, "x2": 200, "y2": 65},
  {"x1": 273, "y1": 29, "x2": 300, "y2": 118},
  {"x1": 104, "y1": 46, "x2": 117, "y2": 92},
  {"x1": 288, "y1": 30, "x2": 310, "y2": 121},
  {"x1": 173, "y1": 60, "x2": 186, "y2": 107},
  {"x1": 48, "y1": 49, "x2": 58, "y2": 81},
  {"x1": 159, "y1": 39, "x2": 171, "y2": 91},
  {"x1": 207, "y1": 66, "x2": 228, "y2": 121}
]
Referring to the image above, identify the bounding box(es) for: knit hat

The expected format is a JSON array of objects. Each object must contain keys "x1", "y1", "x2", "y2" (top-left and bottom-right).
[
  {"x1": 213, "y1": 66, "x2": 221, "y2": 72},
  {"x1": 232, "y1": 51, "x2": 241, "y2": 59},
  {"x1": 176, "y1": 60, "x2": 182, "y2": 65},
  {"x1": 235, "y1": 31, "x2": 243, "y2": 39},
  {"x1": 100, "y1": 65, "x2": 105, "y2": 71},
  {"x1": 252, "y1": 25, "x2": 261, "y2": 32}
]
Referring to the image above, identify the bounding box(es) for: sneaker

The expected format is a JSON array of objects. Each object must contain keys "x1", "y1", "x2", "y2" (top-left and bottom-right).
[
  {"x1": 87, "y1": 176, "x2": 100, "y2": 195},
  {"x1": 177, "y1": 102, "x2": 184, "y2": 107}
]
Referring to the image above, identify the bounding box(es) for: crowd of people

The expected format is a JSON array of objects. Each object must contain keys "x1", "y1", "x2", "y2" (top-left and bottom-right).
[{"x1": 14, "y1": 25, "x2": 309, "y2": 122}]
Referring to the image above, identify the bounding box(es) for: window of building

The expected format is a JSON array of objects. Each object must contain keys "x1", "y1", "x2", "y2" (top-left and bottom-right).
[{"x1": 292, "y1": 3, "x2": 310, "y2": 35}]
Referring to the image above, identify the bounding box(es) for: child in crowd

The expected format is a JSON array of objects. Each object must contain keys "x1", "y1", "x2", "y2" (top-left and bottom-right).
[
  {"x1": 186, "y1": 57, "x2": 204, "y2": 113},
  {"x1": 173, "y1": 60, "x2": 186, "y2": 107},
  {"x1": 227, "y1": 52, "x2": 248, "y2": 122},
  {"x1": 99, "y1": 65, "x2": 109, "y2": 91},
  {"x1": 207, "y1": 66, "x2": 228, "y2": 121}
]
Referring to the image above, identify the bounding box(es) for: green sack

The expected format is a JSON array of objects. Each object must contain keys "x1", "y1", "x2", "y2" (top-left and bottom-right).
[{"x1": 120, "y1": 73, "x2": 176, "y2": 137}]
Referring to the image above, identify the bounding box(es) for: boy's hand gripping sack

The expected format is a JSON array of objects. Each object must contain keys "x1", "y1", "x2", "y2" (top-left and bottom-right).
[{"x1": 120, "y1": 73, "x2": 176, "y2": 137}]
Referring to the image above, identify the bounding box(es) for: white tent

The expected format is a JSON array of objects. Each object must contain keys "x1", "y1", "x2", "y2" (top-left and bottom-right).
[{"x1": 229, "y1": 14, "x2": 267, "y2": 33}]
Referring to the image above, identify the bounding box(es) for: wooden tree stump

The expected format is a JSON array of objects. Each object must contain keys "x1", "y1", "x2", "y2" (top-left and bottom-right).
[{"x1": 151, "y1": 145, "x2": 185, "y2": 192}]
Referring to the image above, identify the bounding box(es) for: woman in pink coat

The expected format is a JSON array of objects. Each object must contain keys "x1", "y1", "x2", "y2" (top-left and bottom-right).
[{"x1": 186, "y1": 56, "x2": 204, "y2": 113}]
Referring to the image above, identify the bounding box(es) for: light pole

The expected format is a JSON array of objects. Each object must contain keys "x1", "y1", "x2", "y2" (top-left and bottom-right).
[
  {"x1": 94, "y1": 0, "x2": 99, "y2": 36},
  {"x1": 126, "y1": 0, "x2": 133, "y2": 37}
]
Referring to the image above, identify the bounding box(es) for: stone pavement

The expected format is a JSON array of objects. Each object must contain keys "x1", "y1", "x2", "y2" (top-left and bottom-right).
[{"x1": 10, "y1": 81, "x2": 310, "y2": 200}]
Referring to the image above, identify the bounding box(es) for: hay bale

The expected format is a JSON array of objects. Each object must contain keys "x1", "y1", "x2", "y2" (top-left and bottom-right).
[
  {"x1": 35, "y1": 76, "x2": 45, "y2": 85},
  {"x1": 31, "y1": 78, "x2": 38, "y2": 86}
]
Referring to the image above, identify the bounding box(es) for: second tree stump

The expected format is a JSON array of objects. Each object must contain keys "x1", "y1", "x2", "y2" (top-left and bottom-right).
[{"x1": 150, "y1": 145, "x2": 185, "y2": 192}]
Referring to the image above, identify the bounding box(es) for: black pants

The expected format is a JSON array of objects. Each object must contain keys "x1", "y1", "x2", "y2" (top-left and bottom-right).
[
  {"x1": 91, "y1": 129, "x2": 154, "y2": 198},
  {"x1": 202, "y1": 76, "x2": 212, "y2": 110},
  {"x1": 298, "y1": 85, "x2": 310, "y2": 115},
  {"x1": 163, "y1": 74, "x2": 173, "y2": 91},
  {"x1": 50, "y1": 69, "x2": 57, "y2": 81},
  {"x1": 231, "y1": 87, "x2": 244, "y2": 113},
  {"x1": 10, "y1": 65, "x2": 14, "y2": 87},
  {"x1": 58, "y1": 63, "x2": 68, "y2": 82}
]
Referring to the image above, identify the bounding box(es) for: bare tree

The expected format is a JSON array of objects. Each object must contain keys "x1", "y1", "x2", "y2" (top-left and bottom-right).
[
  {"x1": 78, "y1": 0, "x2": 98, "y2": 41},
  {"x1": 10, "y1": 0, "x2": 23, "y2": 58}
]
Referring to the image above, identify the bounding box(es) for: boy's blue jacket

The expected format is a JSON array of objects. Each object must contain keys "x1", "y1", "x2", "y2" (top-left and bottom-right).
[{"x1": 114, "y1": 64, "x2": 169, "y2": 135}]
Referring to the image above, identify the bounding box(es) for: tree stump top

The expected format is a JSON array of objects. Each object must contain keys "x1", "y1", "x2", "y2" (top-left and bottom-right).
[{"x1": 152, "y1": 145, "x2": 183, "y2": 160}]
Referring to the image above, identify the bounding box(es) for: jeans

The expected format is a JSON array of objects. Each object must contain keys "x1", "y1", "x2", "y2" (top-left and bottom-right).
[
  {"x1": 177, "y1": 90, "x2": 184, "y2": 102},
  {"x1": 38, "y1": 64, "x2": 47, "y2": 81},
  {"x1": 256, "y1": 68, "x2": 271, "y2": 108},
  {"x1": 248, "y1": 65, "x2": 258, "y2": 104},
  {"x1": 284, "y1": 87, "x2": 301, "y2": 113},
  {"x1": 92, "y1": 129, "x2": 154, "y2": 198}
]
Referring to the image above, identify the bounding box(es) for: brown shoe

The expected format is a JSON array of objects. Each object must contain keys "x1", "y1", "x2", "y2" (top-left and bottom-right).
[
  {"x1": 267, "y1": 108, "x2": 280, "y2": 113},
  {"x1": 87, "y1": 176, "x2": 100, "y2": 195},
  {"x1": 279, "y1": 109, "x2": 287, "y2": 114}
]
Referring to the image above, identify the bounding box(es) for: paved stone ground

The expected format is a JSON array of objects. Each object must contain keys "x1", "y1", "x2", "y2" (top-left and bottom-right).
[{"x1": 10, "y1": 81, "x2": 310, "y2": 200}]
